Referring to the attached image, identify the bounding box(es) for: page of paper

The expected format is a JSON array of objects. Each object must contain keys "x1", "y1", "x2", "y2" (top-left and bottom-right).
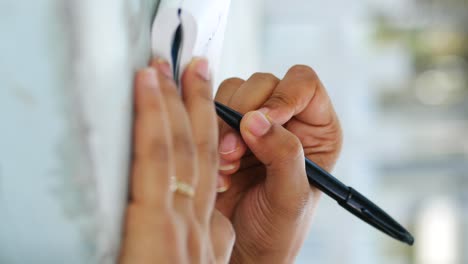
[{"x1": 151, "y1": 0, "x2": 231, "y2": 81}]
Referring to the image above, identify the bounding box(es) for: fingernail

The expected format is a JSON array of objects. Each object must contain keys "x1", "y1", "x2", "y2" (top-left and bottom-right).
[
  {"x1": 142, "y1": 68, "x2": 158, "y2": 92},
  {"x1": 193, "y1": 57, "x2": 210, "y2": 81},
  {"x1": 258, "y1": 107, "x2": 275, "y2": 123},
  {"x1": 157, "y1": 59, "x2": 173, "y2": 79},
  {"x1": 219, "y1": 159, "x2": 236, "y2": 171},
  {"x1": 258, "y1": 107, "x2": 270, "y2": 115},
  {"x1": 216, "y1": 175, "x2": 230, "y2": 193},
  {"x1": 219, "y1": 133, "x2": 238, "y2": 154},
  {"x1": 246, "y1": 111, "x2": 271, "y2": 137}
]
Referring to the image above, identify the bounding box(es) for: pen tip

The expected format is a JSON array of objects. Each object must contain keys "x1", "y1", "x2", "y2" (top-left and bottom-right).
[{"x1": 404, "y1": 233, "x2": 415, "y2": 246}]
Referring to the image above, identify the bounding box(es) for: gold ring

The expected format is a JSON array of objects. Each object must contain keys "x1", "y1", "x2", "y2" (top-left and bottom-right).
[{"x1": 170, "y1": 176, "x2": 195, "y2": 198}]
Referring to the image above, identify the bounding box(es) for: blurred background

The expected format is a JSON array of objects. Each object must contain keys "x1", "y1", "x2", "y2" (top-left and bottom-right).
[
  {"x1": 219, "y1": 0, "x2": 468, "y2": 263},
  {"x1": 1, "y1": 0, "x2": 467, "y2": 263}
]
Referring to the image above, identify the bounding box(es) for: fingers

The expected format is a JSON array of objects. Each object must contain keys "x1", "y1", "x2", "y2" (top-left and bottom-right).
[
  {"x1": 214, "y1": 78, "x2": 245, "y2": 192},
  {"x1": 240, "y1": 110, "x2": 313, "y2": 215},
  {"x1": 179, "y1": 59, "x2": 241, "y2": 263},
  {"x1": 120, "y1": 68, "x2": 186, "y2": 264},
  {"x1": 122, "y1": 60, "x2": 236, "y2": 264},
  {"x1": 218, "y1": 73, "x2": 280, "y2": 160},
  {"x1": 260, "y1": 65, "x2": 333, "y2": 125},
  {"x1": 215, "y1": 78, "x2": 247, "y2": 162},
  {"x1": 150, "y1": 59, "x2": 211, "y2": 262},
  {"x1": 119, "y1": 205, "x2": 186, "y2": 263},
  {"x1": 215, "y1": 77, "x2": 244, "y2": 104},
  {"x1": 228, "y1": 73, "x2": 280, "y2": 111},
  {"x1": 215, "y1": 73, "x2": 280, "y2": 192},
  {"x1": 150, "y1": 59, "x2": 198, "y2": 211},
  {"x1": 131, "y1": 68, "x2": 172, "y2": 208},
  {"x1": 210, "y1": 210, "x2": 235, "y2": 264},
  {"x1": 180, "y1": 57, "x2": 219, "y2": 224}
]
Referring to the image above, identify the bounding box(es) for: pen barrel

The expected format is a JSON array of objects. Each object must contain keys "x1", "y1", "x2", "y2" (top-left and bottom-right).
[
  {"x1": 214, "y1": 102, "x2": 241, "y2": 131},
  {"x1": 214, "y1": 101, "x2": 414, "y2": 245},
  {"x1": 338, "y1": 187, "x2": 415, "y2": 245},
  {"x1": 304, "y1": 158, "x2": 349, "y2": 201}
]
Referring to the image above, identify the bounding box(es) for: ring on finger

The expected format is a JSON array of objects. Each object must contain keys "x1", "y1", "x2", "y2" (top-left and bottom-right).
[{"x1": 170, "y1": 176, "x2": 195, "y2": 198}]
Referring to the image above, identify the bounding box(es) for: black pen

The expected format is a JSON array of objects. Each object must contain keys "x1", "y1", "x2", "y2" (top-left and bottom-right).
[{"x1": 214, "y1": 101, "x2": 414, "y2": 245}]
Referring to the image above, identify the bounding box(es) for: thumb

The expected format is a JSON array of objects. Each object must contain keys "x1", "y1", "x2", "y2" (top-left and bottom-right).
[{"x1": 240, "y1": 110, "x2": 309, "y2": 205}]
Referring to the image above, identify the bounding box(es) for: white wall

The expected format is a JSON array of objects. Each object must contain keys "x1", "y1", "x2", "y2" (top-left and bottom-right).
[
  {"x1": 0, "y1": 1, "x2": 159, "y2": 263},
  {"x1": 217, "y1": 0, "x2": 264, "y2": 85}
]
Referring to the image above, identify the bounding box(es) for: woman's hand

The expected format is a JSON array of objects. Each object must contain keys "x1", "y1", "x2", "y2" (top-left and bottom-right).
[
  {"x1": 215, "y1": 65, "x2": 343, "y2": 263},
  {"x1": 119, "y1": 58, "x2": 235, "y2": 264}
]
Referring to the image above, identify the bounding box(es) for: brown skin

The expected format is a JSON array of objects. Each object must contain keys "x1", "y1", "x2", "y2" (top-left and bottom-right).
[
  {"x1": 119, "y1": 58, "x2": 235, "y2": 264},
  {"x1": 119, "y1": 61, "x2": 342, "y2": 263},
  {"x1": 215, "y1": 65, "x2": 343, "y2": 263}
]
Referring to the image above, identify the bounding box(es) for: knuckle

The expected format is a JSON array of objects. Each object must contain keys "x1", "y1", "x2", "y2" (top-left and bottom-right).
[
  {"x1": 134, "y1": 135, "x2": 170, "y2": 163},
  {"x1": 285, "y1": 135, "x2": 303, "y2": 156},
  {"x1": 160, "y1": 81, "x2": 179, "y2": 98},
  {"x1": 290, "y1": 64, "x2": 317, "y2": 77},
  {"x1": 267, "y1": 91, "x2": 297, "y2": 108},
  {"x1": 139, "y1": 94, "x2": 161, "y2": 112},
  {"x1": 250, "y1": 72, "x2": 279, "y2": 84},
  {"x1": 172, "y1": 132, "x2": 196, "y2": 161},
  {"x1": 276, "y1": 133, "x2": 303, "y2": 163},
  {"x1": 219, "y1": 77, "x2": 244, "y2": 90},
  {"x1": 290, "y1": 65, "x2": 321, "y2": 90}
]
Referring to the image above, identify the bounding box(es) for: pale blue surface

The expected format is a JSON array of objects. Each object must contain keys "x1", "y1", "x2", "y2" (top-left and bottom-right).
[
  {"x1": 0, "y1": 1, "x2": 159, "y2": 263},
  {"x1": 0, "y1": 2, "x2": 86, "y2": 263}
]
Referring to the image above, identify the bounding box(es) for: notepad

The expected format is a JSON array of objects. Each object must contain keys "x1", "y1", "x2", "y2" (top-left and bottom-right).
[{"x1": 151, "y1": 0, "x2": 231, "y2": 89}]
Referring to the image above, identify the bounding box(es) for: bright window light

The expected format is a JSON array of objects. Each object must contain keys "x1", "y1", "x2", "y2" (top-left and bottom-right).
[{"x1": 415, "y1": 197, "x2": 460, "y2": 264}]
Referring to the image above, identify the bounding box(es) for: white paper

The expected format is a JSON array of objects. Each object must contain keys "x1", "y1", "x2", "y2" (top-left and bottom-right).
[{"x1": 151, "y1": 0, "x2": 231, "y2": 82}]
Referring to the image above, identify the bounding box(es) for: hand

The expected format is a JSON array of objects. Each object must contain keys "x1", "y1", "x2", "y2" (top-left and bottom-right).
[
  {"x1": 119, "y1": 58, "x2": 235, "y2": 264},
  {"x1": 214, "y1": 65, "x2": 343, "y2": 263}
]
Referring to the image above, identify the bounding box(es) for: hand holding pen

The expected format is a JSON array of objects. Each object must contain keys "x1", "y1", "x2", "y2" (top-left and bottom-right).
[
  {"x1": 215, "y1": 65, "x2": 413, "y2": 264},
  {"x1": 121, "y1": 60, "x2": 412, "y2": 264},
  {"x1": 122, "y1": 61, "x2": 347, "y2": 264},
  {"x1": 214, "y1": 66, "x2": 344, "y2": 263}
]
